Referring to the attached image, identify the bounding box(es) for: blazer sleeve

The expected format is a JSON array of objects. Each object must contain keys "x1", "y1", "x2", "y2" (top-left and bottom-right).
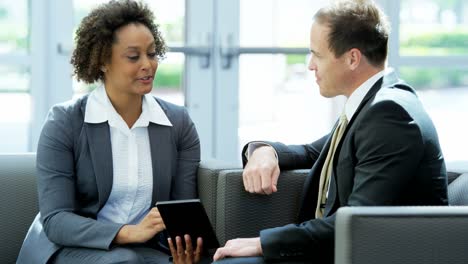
[
  {"x1": 241, "y1": 134, "x2": 329, "y2": 170},
  {"x1": 259, "y1": 100, "x2": 425, "y2": 262},
  {"x1": 37, "y1": 105, "x2": 123, "y2": 249},
  {"x1": 170, "y1": 107, "x2": 201, "y2": 199},
  {"x1": 347, "y1": 99, "x2": 424, "y2": 205}
]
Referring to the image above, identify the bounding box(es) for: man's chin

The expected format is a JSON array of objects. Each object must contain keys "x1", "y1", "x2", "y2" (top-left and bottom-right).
[{"x1": 319, "y1": 89, "x2": 335, "y2": 98}]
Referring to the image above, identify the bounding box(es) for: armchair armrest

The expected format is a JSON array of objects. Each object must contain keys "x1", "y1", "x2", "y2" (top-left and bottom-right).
[
  {"x1": 198, "y1": 159, "x2": 309, "y2": 245},
  {"x1": 0, "y1": 153, "x2": 37, "y2": 263},
  {"x1": 335, "y1": 206, "x2": 468, "y2": 264}
]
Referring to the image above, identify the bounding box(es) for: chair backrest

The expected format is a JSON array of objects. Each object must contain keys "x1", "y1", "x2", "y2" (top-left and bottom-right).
[
  {"x1": 448, "y1": 173, "x2": 468, "y2": 205},
  {"x1": 197, "y1": 160, "x2": 309, "y2": 245},
  {"x1": 335, "y1": 161, "x2": 468, "y2": 264},
  {"x1": 335, "y1": 206, "x2": 468, "y2": 264},
  {"x1": 0, "y1": 153, "x2": 38, "y2": 263},
  {"x1": 447, "y1": 161, "x2": 468, "y2": 205},
  {"x1": 214, "y1": 169, "x2": 308, "y2": 244}
]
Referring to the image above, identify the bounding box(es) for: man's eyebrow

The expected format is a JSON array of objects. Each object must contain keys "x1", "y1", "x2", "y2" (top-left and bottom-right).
[{"x1": 310, "y1": 49, "x2": 320, "y2": 56}]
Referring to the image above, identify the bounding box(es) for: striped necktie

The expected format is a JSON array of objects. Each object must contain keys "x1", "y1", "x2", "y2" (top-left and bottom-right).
[{"x1": 315, "y1": 113, "x2": 348, "y2": 218}]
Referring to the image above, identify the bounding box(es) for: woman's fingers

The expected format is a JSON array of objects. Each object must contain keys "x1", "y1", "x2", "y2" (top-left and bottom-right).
[
  {"x1": 194, "y1": 237, "x2": 203, "y2": 263},
  {"x1": 168, "y1": 237, "x2": 177, "y2": 257},
  {"x1": 176, "y1": 236, "x2": 184, "y2": 256}
]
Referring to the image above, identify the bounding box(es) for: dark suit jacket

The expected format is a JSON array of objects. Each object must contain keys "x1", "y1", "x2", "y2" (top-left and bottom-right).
[
  {"x1": 17, "y1": 95, "x2": 200, "y2": 264},
  {"x1": 242, "y1": 70, "x2": 448, "y2": 263}
]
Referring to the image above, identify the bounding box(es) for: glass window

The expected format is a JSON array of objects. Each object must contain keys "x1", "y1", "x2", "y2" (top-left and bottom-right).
[
  {"x1": 151, "y1": 53, "x2": 184, "y2": 106},
  {"x1": 400, "y1": 0, "x2": 468, "y2": 56},
  {"x1": 72, "y1": 0, "x2": 185, "y2": 105},
  {"x1": 0, "y1": 0, "x2": 29, "y2": 54},
  {"x1": 0, "y1": 0, "x2": 30, "y2": 153},
  {"x1": 239, "y1": 54, "x2": 335, "y2": 150},
  {"x1": 238, "y1": 0, "x2": 334, "y2": 151},
  {"x1": 0, "y1": 66, "x2": 31, "y2": 152},
  {"x1": 240, "y1": 0, "x2": 328, "y2": 47},
  {"x1": 400, "y1": 67, "x2": 468, "y2": 161},
  {"x1": 0, "y1": 65, "x2": 29, "y2": 92}
]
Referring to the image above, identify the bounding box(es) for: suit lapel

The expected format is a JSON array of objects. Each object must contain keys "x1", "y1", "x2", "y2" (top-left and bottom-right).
[
  {"x1": 298, "y1": 122, "x2": 337, "y2": 221},
  {"x1": 324, "y1": 70, "x2": 402, "y2": 217},
  {"x1": 148, "y1": 123, "x2": 173, "y2": 205},
  {"x1": 86, "y1": 122, "x2": 114, "y2": 209}
]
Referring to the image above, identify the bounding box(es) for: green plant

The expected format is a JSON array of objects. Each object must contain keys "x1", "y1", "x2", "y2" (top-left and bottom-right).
[
  {"x1": 400, "y1": 68, "x2": 467, "y2": 90},
  {"x1": 286, "y1": 54, "x2": 306, "y2": 65},
  {"x1": 153, "y1": 63, "x2": 183, "y2": 90}
]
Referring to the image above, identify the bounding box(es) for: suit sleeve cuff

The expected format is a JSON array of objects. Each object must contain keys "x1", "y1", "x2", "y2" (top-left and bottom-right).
[{"x1": 246, "y1": 142, "x2": 278, "y2": 161}]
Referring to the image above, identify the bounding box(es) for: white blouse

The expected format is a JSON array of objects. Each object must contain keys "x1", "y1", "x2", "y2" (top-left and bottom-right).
[{"x1": 84, "y1": 86, "x2": 172, "y2": 224}]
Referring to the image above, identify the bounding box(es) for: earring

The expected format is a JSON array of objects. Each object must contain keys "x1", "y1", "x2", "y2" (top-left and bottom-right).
[{"x1": 101, "y1": 66, "x2": 107, "y2": 73}]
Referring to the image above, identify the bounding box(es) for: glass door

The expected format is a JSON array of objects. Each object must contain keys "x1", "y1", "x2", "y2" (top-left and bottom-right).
[
  {"x1": 0, "y1": 0, "x2": 31, "y2": 152},
  {"x1": 72, "y1": 0, "x2": 187, "y2": 106},
  {"x1": 382, "y1": 0, "x2": 468, "y2": 161}
]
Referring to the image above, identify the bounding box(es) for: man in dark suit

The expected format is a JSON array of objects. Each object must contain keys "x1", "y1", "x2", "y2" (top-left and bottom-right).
[{"x1": 213, "y1": 0, "x2": 448, "y2": 263}]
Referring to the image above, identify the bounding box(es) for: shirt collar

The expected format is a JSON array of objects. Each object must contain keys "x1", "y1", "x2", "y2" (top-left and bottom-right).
[
  {"x1": 142, "y1": 92, "x2": 172, "y2": 127},
  {"x1": 84, "y1": 86, "x2": 172, "y2": 127},
  {"x1": 344, "y1": 70, "x2": 385, "y2": 121}
]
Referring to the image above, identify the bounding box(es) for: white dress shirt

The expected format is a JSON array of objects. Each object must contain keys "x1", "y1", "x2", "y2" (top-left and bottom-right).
[
  {"x1": 344, "y1": 70, "x2": 385, "y2": 121},
  {"x1": 84, "y1": 86, "x2": 172, "y2": 225}
]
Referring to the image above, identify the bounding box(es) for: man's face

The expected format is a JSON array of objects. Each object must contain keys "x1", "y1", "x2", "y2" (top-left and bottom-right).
[{"x1": 308, "y1": 22, "x2": 349, "y2": 98}]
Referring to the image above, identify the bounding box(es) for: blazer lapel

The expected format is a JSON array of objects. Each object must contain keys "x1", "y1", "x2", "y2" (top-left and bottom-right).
[
  {"x1": 148, "y1": 123, "x2": 173, "y2": 205},
  {"x1": 298, "y1": 122, "x2": 338, "y2": 222},
  {"x1": 85, "y1": 122, "x2": 114, "y2": 210},
  {"x1": 324, "y1": 70, "x2": 402, "y2": 216}
]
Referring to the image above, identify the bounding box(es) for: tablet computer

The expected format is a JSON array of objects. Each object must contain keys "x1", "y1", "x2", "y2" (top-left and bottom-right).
[{"x1": 156, "y1": 199, "x2": 219, "y2": 249}]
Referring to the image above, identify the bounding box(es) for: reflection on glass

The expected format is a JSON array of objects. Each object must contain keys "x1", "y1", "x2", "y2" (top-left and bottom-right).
[
  {"x1": 0, "y1": 0, "x2": 29, "y2": 54},
  {"x1": 240, "y1": 0, "x2": 328, "y2": 47},
  {"x1": 399, "y1": 67, "x2": 468, "y2": 161},
  {"x1": 400, "y1": 0, "x2": 468, "y2": 56},
  {"x1": 0, "y1": 65, "x2": 29, "y2": 92},
  {"x1": 239, "y1": 54, "x2": 334, "y2": 153}
]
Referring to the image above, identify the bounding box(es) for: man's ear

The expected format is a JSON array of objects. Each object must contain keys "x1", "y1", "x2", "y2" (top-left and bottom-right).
[{"x1": 347, "y1": 48, "x2": 361, "y2": 70}]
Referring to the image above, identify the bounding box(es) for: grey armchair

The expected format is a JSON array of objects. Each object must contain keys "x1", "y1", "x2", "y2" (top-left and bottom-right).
[
  {"x1": 335, "y1": 161, "x2": 468, "y2": 264},
  {"x1": 197, "y1": 160, "x2": 309, "y2": 245},
  {"x1": 1, "y1": 153, "x2": 467, "y2": 264},
  {"x1": 0, "y1": 153, "x2": 37, "y2": 264}
]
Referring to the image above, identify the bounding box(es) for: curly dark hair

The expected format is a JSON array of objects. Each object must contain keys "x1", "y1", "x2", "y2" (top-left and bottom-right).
[{"x1": 71, "y1": 0, "x2": 166, "y2": 84}]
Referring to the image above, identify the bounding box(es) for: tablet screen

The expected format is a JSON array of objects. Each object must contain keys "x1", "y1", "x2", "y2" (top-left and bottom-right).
[{"x1": 156, "y1": 199, "x2": 220, "y2": 249}]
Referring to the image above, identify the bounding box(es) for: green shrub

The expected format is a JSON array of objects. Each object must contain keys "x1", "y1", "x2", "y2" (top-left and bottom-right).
[
  {"x1": 403, "y1": 31, "x2": 468, "y2": 48},
  {"x1": 286, "y1": 54, "x2": 306, "y2": 65},
  {"x1": 153, "y1": 64, "x2": 183, "y2": 90},
  {"x1": 400, "y1": 68, "x2": 467, "y2": 90}
]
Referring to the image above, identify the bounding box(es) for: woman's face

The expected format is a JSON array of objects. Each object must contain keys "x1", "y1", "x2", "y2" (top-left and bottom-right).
[{"x1": 103, "y1": 23, "x2": 158, "y2": 97}]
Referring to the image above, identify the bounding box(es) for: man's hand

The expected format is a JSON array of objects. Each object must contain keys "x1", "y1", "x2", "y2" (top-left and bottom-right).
[
  {"x1": 243, "y1": 146, "x2": 280, "y2": 194},
  {"x1": 213, "y1": 237, "x2": 262, "y2": 261},
  {"x1": 168, "y1": 234, "x2": 203, "y2": 264},
  {"x1": 114, "y1": 207, "x2": 166, "y2": 244}
]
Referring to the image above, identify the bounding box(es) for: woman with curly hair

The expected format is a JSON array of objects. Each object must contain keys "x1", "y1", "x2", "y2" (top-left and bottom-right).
[{"x1": 17, "y1": 1, "x2": 202, "y2": 263}]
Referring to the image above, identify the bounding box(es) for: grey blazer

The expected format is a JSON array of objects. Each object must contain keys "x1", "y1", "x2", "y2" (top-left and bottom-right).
[
  {"x1": 242, "y1": 70, "x2": 447, "y2": 263},
  {"x1": 17, "y1": 95, "x2": 200, "y2": 264}
]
